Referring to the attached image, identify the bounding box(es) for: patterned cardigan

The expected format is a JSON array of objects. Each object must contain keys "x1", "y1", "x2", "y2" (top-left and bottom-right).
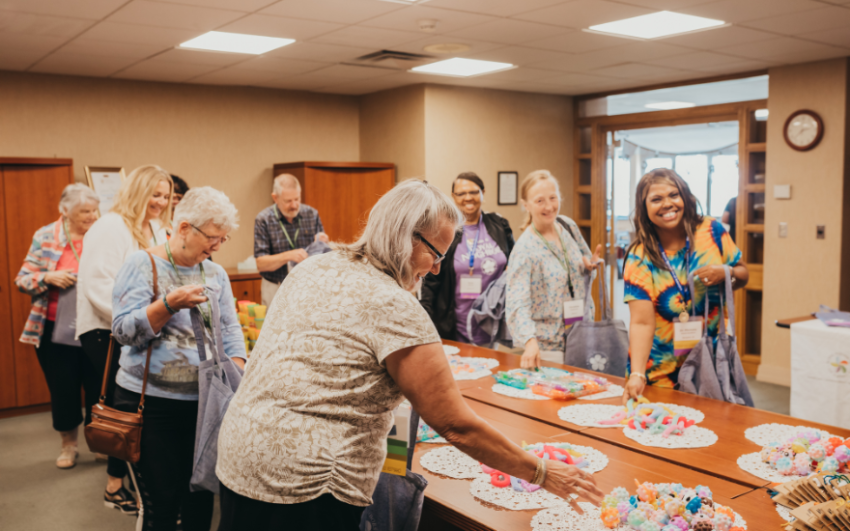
[{"x1": 15, "y1": 217, "x2": 68, "y2": 348}]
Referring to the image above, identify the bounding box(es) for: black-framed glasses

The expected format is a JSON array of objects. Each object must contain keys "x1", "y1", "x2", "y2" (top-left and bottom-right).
[
  {"x1": 415, "y1": 233, "x2": 445, "y2": 265},
  {"x1": 191, "y1": 224, "x2": 230, "y2": 245}
]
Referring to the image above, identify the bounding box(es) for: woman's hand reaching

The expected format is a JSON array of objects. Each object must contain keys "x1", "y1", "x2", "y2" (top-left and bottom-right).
[
  {"x1": 582, "y1": 244, "x2": 603, "y2": 272},
  {"x1": 542, "y1": 461, "x2": 604, "y2": 514}
]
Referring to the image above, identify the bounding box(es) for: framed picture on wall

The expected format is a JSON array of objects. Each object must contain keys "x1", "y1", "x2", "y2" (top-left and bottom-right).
[
  {"x1": 498, "y1": 171, "x2": 518, "y2": 205},
  {"x1": 85, "y1": 166, "x2": 126, "y2": 216}
]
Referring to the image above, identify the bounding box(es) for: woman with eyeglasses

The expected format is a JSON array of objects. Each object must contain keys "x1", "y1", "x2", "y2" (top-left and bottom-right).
[
  {"x1": 420, "y1": 172, "x2": 514, "y2": 344},
  {"x1": 112, "y1": 187, "x2": 246, "y2": 531}
]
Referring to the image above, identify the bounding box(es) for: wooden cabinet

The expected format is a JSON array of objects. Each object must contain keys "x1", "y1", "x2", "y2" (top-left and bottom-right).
[
  {"x1": 1, "y1": 158, "x2": 75, "y2": 411},
  {"x1": 226, "y1": 269, "x2": 262, "y2": 304},
  {"x1": 272, "y1": 161, "x2": 396, "y2": 244}
]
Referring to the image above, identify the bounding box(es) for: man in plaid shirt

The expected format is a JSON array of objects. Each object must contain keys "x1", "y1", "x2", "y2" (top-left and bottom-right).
[{"x1": 254, "y1": 174, "x2": 328, "y2": 305}]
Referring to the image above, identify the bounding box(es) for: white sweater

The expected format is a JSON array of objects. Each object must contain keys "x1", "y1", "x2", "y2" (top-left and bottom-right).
[{"x1": 76, "y1": 213, "x2": 168, "y2": 338}]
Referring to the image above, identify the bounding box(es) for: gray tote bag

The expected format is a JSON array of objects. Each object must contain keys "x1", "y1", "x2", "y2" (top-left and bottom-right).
[
  {"x1": 563, "y1": 267, "x2": 629, "y2": 377},
  {"x1": 189, "y1": 288, "x2": 243, "y2": 494},
  {"x1": 676, "y1": 273, "x2": 725, "y2": 401},
  {"x1": 52, "y1": 284, "x2": 81, "y2": 347}
]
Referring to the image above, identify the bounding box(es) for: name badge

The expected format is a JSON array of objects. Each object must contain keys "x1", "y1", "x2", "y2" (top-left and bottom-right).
[
  {"x1": 459, "y1": 275, "x2": 483, "y2": 299},
  {"x1": 673, "y1": 319, "x2": 703, "y2": 357},
  {"x1": 563, "y1": 300, "x2": 584, "y2": 329}
]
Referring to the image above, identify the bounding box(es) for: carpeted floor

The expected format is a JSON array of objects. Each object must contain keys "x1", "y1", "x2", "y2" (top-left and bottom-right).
[{"x1": 0, "y1": 378, "x2": 788, "y2": 531}]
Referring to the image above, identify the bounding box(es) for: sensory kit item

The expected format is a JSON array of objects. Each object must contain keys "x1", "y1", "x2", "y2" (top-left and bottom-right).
[
  {"x1": 738, "y1": 429, "x2": 850, "y2": 483},
  {"x1": 769, "y1": 472, "x2": 850, "y2": 531},
  {"x1": 492, "y1": 368, "x2": 610, "y2": 400}
]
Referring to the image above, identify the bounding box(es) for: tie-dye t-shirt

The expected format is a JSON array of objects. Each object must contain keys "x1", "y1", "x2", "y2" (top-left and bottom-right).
[{"x1": 623, "y1": 217, "x2": 741, "y2": 387}]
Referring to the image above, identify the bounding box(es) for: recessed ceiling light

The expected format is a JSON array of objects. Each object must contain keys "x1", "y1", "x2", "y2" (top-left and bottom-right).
[
  {"x1": 645, "y1": 101, "x2": 696, "y2": 110},
  {"x1": 180, "y1": 31, "x2": 294, "y2": 55},
  {"x1": 589, "y1": 11, "x2": 724, "y2": 39},
  {"x1": 423, "y1": 43, "x2": 471, "y2": 54},
  {"x1": 411, "y1": 58, "x2": 513, "y2": 77}
]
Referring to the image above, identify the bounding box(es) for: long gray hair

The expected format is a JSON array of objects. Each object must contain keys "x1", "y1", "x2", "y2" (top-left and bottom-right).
[{"x1": 340, "y1": 179, "x2": 462, "y2": 288}]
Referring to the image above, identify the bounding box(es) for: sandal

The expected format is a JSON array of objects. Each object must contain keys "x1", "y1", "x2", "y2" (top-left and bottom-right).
[
  {"x1": 56, "y1": 445, "x2": 78, "y2": 469},
  {"x1": 104, "y1": 486, "x2": 138, "y2": 515}
]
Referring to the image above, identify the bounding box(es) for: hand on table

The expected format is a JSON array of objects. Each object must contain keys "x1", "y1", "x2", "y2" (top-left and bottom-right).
[
  {"x1": 520, "y1": 339, "x2": 541, "y2": 370},
  {"x1": 44, "y1": 271, "x2": 76, "y2": 289},
  {"x1": 582, "y1": 244, "x2": 603, "y2": 272},
  {"x1": 692, "y1": 264, "x2": 726, "y2": 288},
  {"x1": 622, "y1": 373, "x2": 646, "y2": 405},
  {"x1": 543, "y1": 461, "x2": 604, "y2": 514},
  {"x1": 166, "y1": 285, "x2": 208, "y2": 311}
]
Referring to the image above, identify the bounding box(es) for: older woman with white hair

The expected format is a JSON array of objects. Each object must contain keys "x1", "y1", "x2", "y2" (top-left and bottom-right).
[
  {"x1": 111, "y1": 186, "x2": 247, "y2": 531},
  {"x1": 216, "y1": 180, "x2": 602, "y2": 531},
  {"x1": 15, "y1": 183, "x2": 101, "y2": 469}
]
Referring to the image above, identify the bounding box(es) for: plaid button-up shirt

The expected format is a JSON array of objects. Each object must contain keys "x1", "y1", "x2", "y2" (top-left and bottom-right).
[{"x1": 254, "y1": 204, "x2": 324, "y2": 284}]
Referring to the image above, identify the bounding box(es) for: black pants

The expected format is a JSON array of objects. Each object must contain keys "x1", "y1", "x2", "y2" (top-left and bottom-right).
[
  {"x1": 80, "y1": 328, "x2": 126, "y2": 479},
  {"x1": 218, "y1": 483, "x2": 365, "y2": 531},
  {"x1": 115, "y1": 386, "x2": 213, "y2": 531},
  {"x1": 34, "y1": 320, "x2": 100, "y2": 432}
]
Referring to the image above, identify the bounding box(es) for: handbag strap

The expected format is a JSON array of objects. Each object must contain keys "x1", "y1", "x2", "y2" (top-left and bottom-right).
[{"x1": 137, "y1": 251, "x2": 159, "y2": 412}]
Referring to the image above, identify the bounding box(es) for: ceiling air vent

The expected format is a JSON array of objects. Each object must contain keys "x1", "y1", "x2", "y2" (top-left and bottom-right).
[{"x1": 343, "y1": 50, "x2": 435, "y2": 71}]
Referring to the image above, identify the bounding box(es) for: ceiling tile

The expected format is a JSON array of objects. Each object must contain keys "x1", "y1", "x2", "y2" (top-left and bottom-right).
[
  {"x1": 0, "y1": 33, "x2": 67, "y2": 70},
  {"x1": 717, "y1": 36, "x2": 840, "y2": 60},
  {"x1": 540, "y1": 71, "x2": 619, "y2": 86},
  {"x1": 615, "y1": 0, "x2": 711, "y2": 7},
  {"x1": 524, "y1": 29, "x2": 630, "y2": 54},
  {"x1": 255, "y1": 76, "x2": 340, "y2": 91},
  {"x1": 464, "y1": 66, "x2": 566, "y2": 82},
  {"x1": 659, "y1": 26, "x2": 776, "y2": 50},
  {"x1": 30, "y1": 50, "x2": 139, "y2": 76},
  {"x1": 310, "y1": 25, "x2": 422, "y2": 49},
  {"x1": 527, "y1": 50, "x2": 626, "y2": 72},
  {"x1": 0, "y1": 0, "x2": 128, "y2": 20},
  {"x1": 694, "y1": 58, "x2": 780, "y2": 73},
  {"x1": 741, "y1": 6, "x2": 850, "y2": 36},
  {"x1": 468, "y1": 45, "x2": 575, "y2": 66},
  {"x1": 360, "y1": 5, "x2": 496, "y2": 34},
  {"x1": 443, "y1": 18, "x2": 571, "y2": 45},
  {"x1": 259, "y1": 0, "x2": 405, "y2": 25},
  {"x1": 678, "y1": 0, "x2": 825, "y2": 24},
  {"x1": 391, "y1": 35, "x2": 503, "y2": 56},
  {"x1": 79, "y1": 21, "x2": 202, "y2": 46},
  {"x1": 154, "y1": 0, "x2": 279, "y2": 13},
  {"x1": 300, "y1": 64, "x2": 398, "y2": 80},
  {"x1": 424, "y1": 0, "x2": 567, "y2": 18},
  {"x1": 217, "y1": 14, "x2": 343, "y2": 40},
  {"x1": 106, "y1": 1, "x2": 244, "y2": 31},
  {"x1": 797, "y1": 26, "x2": 850, "y2": 48},
  {"x1": 581, "y1": 41, "x2": 693, "y2": 64},
  {"x1": 0, "y1": 10, "x2": 96, "y2": 38},
  {"x1": 771, "y1": 46, "x2": 850, "y2": 65},
  {"x1": 590, "y1": 62, "x2": 689, "y2": 79},
  {"x1": 113, "y1": 59, "x2": 221, "y2": 82},
  {"x1": 146, "y1": 48, "x2": 250, "y2": 67},
  {"x1": 515, "y1": 0, "x2": 653, "y2": 29},
  {"x1": 314, "y1": 74, "x2": 418, "y2": 95},
  {"x1": 56, "y1": 38, "x2": 168, "y2": 60},
  {"x1": 227, "y1": 55, "x2": 327, "y2": 74},
  {"x1": 645, "y1": 51, "x2": 747, "y2": 70},
  {"x1": 264, "y1": 40, "x2": 373, "y2": 62},
  {"x1": 187, "y1": 67, "x2": 289, "y2": 86}
]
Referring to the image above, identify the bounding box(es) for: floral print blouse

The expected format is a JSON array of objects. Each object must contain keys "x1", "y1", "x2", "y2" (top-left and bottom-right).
[{"x1": 506, "y1": 216, "x2": 594, "y2": 352}]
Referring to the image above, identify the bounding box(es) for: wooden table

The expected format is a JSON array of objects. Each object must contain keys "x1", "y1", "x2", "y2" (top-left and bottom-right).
[
  {"x1": 775, "y1": 314, "x2": 815, "y2": 328},
  {"x1": 420, "y1": 340, "x2": 847, "y2": 530}
]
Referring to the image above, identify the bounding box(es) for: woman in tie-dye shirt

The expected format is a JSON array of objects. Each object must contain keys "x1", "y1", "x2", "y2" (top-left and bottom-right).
[{"x1": 622, "y1": 169, "x2": 749, "y2": 401}]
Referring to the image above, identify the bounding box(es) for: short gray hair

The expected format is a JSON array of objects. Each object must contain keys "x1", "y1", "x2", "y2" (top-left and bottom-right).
[
  {"x1": 273, "y1": 173, "x2": 301, "y2": 195},
  {"x1": 173, "y1": 186, "x2": 239, "y2": 232},
  {"x1": 340, "y1": 179, "x2": 462, "y2": 288},
  {"x1": 59, "y1": 183, "x2": 100, "y2": 215}
]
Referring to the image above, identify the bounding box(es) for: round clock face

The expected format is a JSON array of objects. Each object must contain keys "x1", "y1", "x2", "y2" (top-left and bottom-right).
[{"x1": 787, "y1": 113, "x2": 819, "y2": 146}]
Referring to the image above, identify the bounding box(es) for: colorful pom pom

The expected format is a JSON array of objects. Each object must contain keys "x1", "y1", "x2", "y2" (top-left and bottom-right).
[
  {"x1": 819, "y1": 456, "x2": 839, "y2": 473},
  {"x1": 714, "y1": 512, "x2": 733, "y2": 531},
  {"x1": 601, "y1": 507, "x2": 620, "y2": 529},
  {"x1": 808, "y1": 443, "x2": 827, "y2": 462}
]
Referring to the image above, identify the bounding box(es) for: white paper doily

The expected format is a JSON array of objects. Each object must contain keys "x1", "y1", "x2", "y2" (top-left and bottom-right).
[
  {"x1": 492, "y1": 383, "x2": 551, "y2": 400},
  {"x1": 737, "y1": 452, "x2": 807, "y2": 483},
  {"x1": 532, "y1": 503, "x2": 748, "y2": 530},
  {"x1": 776, "y1": 504, "x2": 794, "y2": 523},
  {"x1": 419, "y1": 446, "x2": 485, "y2": 479},
  {"x1": 744, "y1": 423, "x2": 835, "y2": 447},
  {"x1": 577, "y1": 384, "x2": 624, "y2": 400},
  {"x1": 557, "y1": 403, "x2": 705, "y2": 428},
  {"x1": 470, "y1": 476, "x2": 571, "y2": 510},
  {"x1": 442, "y1": 345, "x2": 460, "y2": 356},
  {"x1": 622, "y1": 425, "x2": 718, "y2": 448},
  {"x1": 449, "y1": 356, "x2": 500, "y2": 381}
]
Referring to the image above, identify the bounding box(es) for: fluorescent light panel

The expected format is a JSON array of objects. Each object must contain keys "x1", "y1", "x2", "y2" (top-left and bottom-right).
[
  {"x1": 180, "y1": 31, "x2": 294, "y2": 55},
  {"x1": 411, "y1": 58, "x2": 513, "y2": 77},
  {"x1": 645, "y1": 101, "x2": 696, "y2": 110},
  {"x1": 590, "y1": 11, "x2": 724, "y2": 39}
]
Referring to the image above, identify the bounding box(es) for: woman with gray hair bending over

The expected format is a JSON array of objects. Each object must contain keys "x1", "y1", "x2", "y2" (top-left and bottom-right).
[
  {"x1": 216, "y1": 180, "x2": 602, "y2": 531},
  {"x1": 15, "y1": 183, "x2": 100, "y2": 469},
  {"x1": 111, "y1": 187, "x2": 247, "y2": 531}
]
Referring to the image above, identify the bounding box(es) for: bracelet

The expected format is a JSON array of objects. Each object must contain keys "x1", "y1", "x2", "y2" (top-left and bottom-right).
[
  {"x1": 163, "y1": 294, "x2": 177, "y2": 315},
  {"x1": 629, "y1": 373, "x2": 647, "y2": 382},
  {"x1": 531, "y1": 457, "x2": 549, "y2": 486},
  {"x1": 531, "y1": 458, "x2": 542, "y2": 485},
  {"x1": 537, "y1": 458, "x2": 548, "y2": 486}
]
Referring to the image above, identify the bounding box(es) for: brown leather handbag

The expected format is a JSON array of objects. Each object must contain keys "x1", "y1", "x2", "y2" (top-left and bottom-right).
[{"x1": 84, "y1": 251, "x2": 158, "y2": 463}]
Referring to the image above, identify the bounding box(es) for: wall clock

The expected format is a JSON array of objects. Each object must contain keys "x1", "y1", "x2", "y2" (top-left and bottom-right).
[{"x1": 783, "y1": 109, "x2": 824, "y2": 151}]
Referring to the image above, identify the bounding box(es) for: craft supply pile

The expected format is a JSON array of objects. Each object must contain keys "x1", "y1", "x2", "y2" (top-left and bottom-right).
[
  {"x1": 599, "y1": 481, "x2": 743, "y2": 531},
  {"x1": 600, "y1": 397, "x2": 699, "y2": 439},
  {"x1": 482, "y1": 442, "x2": 591, "y2": 493},
  {"x1": 759, "y1": 431, "x2": 850, "y2": 476},
  {"x1": 446, "y1": 353, "x2": 499, "y2": 380},
  {"x1": 494, "y1": 368, "x2": 611, "y2": 400}
]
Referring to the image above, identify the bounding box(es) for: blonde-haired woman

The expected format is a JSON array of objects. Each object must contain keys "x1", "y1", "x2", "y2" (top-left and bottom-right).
[
  {"x1": 77, "y1": 164, "x2": 171, "y2": 514},
  {"x1": 506, "y1": 170, "x2": 601, "y2": 369}
]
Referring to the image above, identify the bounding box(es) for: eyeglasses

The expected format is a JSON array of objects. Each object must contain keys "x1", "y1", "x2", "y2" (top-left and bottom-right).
[
  {"x1": 415, "y1": 233, "x2": 445, "y2": 265},
  {"x1": 191, "y1": 224, "x2": 230, "y2": 245},
  {"x1": 452, "y1": 190, "x2": 481, "y2": 199}
]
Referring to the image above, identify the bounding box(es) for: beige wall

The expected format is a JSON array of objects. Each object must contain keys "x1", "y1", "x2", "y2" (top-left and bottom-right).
[
  {"x1": 759, "y1": 58, "x2": 850, "y2": 385},
  {"x1": 424, "y1": 85, "x2": 574, "y2": 232},
  {"x1": 360, "y1": 85, "x2": 426, "y2": 181},
  {"x1": 0, "y1": 71, "x2": 360, "y2": 268}
]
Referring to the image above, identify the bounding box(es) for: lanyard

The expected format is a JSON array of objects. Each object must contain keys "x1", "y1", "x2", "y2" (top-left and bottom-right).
[
  {"x1": 466, "y1": 215, "x2": 484, "y2": 275},
  {"x1": 659, "y1": 238, "x2": 691, "y2": 307},
  {"x1": 61, "y1": 219, "x2": 81, "y2": 264},
  {"x1": 533, "y1": 225, "x2": 574, "y2": 298},
  {"x1": 275, "y1": 206, "x2": 300, "y2": 248},
  {"x1": 165, "y1": 240, "x2": 211, "y2": 330}
]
